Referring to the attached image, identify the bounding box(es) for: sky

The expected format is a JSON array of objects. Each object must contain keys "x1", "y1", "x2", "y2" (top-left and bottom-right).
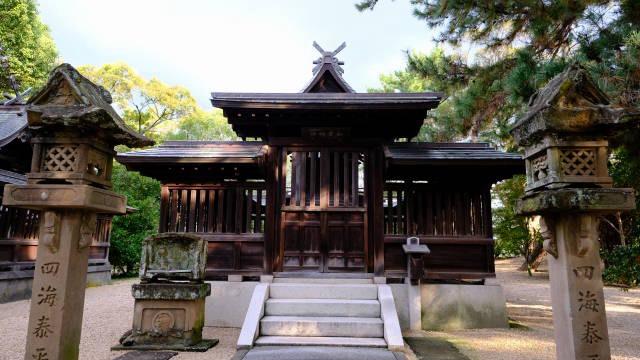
[{"x1": 38, "y1": 0, "x2": 440, "y2": 108}]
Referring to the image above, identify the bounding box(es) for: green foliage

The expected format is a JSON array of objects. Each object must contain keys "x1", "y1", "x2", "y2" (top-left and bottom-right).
[
  {"x1": 80, "y1": 62, "x2": 239, "y2": 275},
  {"x1": 109, "y1": 162, "x2": 160, "y2": 276},
  {"x1": 492, "y1": 176, "x2": 541, "y2": 263},
  {"x1": 369, "y1": 49, "x2": 469, "y2": 141},
  {"x1": 164, "y1": 109, "x2": 238, "y2": 141},
  {"x1": 78, "y1": 63, "x2": 197, "y2": 139},
  {"x1": 366, "y1": 1, "x2": 640, "y2": 280},
  {"x1": 608, "y1": 148, "x2": 640, "y2": 242},
  {"x1": 369, "y1": 48, "x2": 467, "y2": 94},
  {"x1": 601, "y1": 244, "x2": 640, "y2": 288},
  {"x1": 0, "y1": 0, "x2": 57, "y2": 94},
  {"x1": 357, "y1": 0, "x2": 611, "y2": 55}
]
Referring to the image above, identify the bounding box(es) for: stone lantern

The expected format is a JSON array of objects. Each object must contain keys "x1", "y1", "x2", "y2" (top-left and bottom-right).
[
  {"x1": 511, "y1": 64, "x2": 636, "y2": 360},
  {"x1": 2, "y1": 64, "x2": 153, "y2": 360}
]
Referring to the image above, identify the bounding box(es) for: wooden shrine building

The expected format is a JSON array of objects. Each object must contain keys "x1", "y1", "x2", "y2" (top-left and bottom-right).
[{"x1": 118, "y1": 43, "x2": 523, "y2": 282}]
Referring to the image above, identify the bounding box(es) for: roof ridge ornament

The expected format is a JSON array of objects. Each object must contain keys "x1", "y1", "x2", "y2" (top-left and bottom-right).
[{"x1": 312, "y1": 41, "x2": 346, "y2": 75}]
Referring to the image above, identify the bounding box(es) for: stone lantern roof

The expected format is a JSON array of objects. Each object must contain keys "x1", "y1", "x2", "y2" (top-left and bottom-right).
[
  {"x1": 26, "y1": 63, "x2": 153, "y2": 148},
  {"x1": 511, "y1": 64, "x2": 635, "y2": 147}
]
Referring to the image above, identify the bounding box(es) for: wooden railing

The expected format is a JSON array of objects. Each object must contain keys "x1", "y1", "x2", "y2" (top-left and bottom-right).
[
  {"x1": 160, "y1": 184, "x2": 266, "y2": 234},
  {"x1": 382, "y1": 182, "x2": 494, "y2": 279},
  {"x1": 159, "y1": 183, "x2": 267, "y2": 278},
  {"x1": 0, "y1": 205, "x2": 113, "y2": 271}
]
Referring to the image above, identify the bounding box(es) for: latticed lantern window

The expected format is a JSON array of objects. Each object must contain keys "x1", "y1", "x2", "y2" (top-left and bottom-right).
[
  {"x1": 523, "y1": 141, "x2": 611, "y2": 193},
  {"x1": 559, "y1": 149, "x2": 596, "y2": 176},
  {"x1": 42, "y1": 145, "x2": 79, "y2": 172}
]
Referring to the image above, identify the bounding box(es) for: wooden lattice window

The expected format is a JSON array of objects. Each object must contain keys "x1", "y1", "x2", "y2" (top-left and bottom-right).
[
  {"x1": 560, "y1": 149, "x2": 596, "y2": 176},
  {"x1": 42, "y1": 145, "x2": 79, "y2": 172}
]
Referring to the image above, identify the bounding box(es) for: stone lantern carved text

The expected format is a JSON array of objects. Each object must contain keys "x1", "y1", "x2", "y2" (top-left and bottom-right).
[{"x1": 41, "y1": 212, "x2": 60, "y2": 253}]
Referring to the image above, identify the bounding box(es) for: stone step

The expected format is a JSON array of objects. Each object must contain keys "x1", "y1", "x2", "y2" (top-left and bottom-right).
[
  {"x1": 260, "y1": 316, "x2": 384, "y2": 337},
  {"x1": 254, "y1": 336, "x2": 388, "y2": 347},
  {"x1": 265, "y1": 298, "x2": 381, "y2": 317},
  {"x1": 268, "y1": 283, "x2": 378, "y2": 300},
  {"x1": 273, "y1": 277, "x2": 373, "y2": 284}
]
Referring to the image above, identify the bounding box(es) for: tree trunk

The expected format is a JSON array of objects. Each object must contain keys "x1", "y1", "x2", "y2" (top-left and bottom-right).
[
  {"x1": 518, "y1": 241, "x2": 544, "y2": 271},
  {"x1": 529, "y1": 249, "x2": 547, "y2": 271}
]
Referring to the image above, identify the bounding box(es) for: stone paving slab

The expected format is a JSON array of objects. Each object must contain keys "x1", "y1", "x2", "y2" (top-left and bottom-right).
[
  {"x1": 405, "y1": 337, "x2": 469, "y2": 360},
  {"x1": 112, "y1": 351, "x2": 178, "y2": 360},
  {"x1": 236, "y1": 346, "x2": 406, "y2": 360}
]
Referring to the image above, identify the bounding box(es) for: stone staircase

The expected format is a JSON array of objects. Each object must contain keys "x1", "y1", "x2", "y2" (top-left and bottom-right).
[{"x1": 237, "y1": 277, "x2": 403, "y2": 350}]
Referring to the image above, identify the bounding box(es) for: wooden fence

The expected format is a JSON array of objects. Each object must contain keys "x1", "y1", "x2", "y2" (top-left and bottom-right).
[
  {"x1": 159, "y1": 183, "x2": 267, "y2": 278},
  {"x1": 382, "y1": 182, "x2": 494, "y2": 279}
]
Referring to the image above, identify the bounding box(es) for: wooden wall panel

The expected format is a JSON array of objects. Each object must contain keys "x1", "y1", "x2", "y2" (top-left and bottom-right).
[
  {"x1": 382, "y1": 181, "x2": 495, "y2": 280},
  {"x1": 0, "y1": 205, "x2": 112, "y2": 271},
  {"x1": 383, "y1": 235, "x2": 492, "y2": 279},
  {"x1": 325, "y1": 212, "x2": 365, "y2": 272},
  {"x1": 281, "y1": 212, "x2": 321, "y2": 271}
]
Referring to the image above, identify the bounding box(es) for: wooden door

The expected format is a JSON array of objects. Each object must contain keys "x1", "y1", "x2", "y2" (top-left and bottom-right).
[{"x1": 280, "y1": 149, "x2": 367, "y2": 272}]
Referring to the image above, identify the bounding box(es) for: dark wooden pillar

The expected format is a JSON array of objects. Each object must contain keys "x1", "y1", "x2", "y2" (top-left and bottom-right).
[
  {"x1": 264, "y1": 145, "x2": 279, "y2": 274},
  {"x1": 368, "y1": 146, "x2": 385, "y2": 275},
  {"x1": 159, "y1": 185, "x2": 169, "y2": 232},
  {"x1": 482, "y1": 184, "x2": 495, "y2": 273}
]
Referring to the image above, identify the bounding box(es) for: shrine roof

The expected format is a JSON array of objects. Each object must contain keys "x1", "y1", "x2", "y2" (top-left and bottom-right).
[
  {"x1": 117, "y1": 141, "x2": 267, "y2": 164},
  {"x1": 210, "y1": 43, "x2": 443, "y2": 140},
  {"x1": 0, "y1": 105, "x2": 27, "y2": 148},
  {"x1": 0, "y1": 168, "x2": 26, "y2": 185},
  {"x1": 384, "y1": 142, "x2": 524, "y2": 182},
  {"x1": 211, "y1": 92, "x2": 442, "y2": 110},
  {"x1": 384, "y1": 142, "x2": 523, "y2": 163}
]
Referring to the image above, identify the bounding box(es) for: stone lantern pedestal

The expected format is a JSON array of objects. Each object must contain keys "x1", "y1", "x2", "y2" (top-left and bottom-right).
[
  {"x1": 114, "y1": 233, "x2": 218, "y2": 351},
  {"x1": 512, "y1": 64, "x2": 637, "y2": 360},
  {"x1": 1, "y1": 64, "x2": 153, "y2": 360}
]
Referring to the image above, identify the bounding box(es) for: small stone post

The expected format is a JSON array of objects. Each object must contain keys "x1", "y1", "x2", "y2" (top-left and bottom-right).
[
  {"x1": 511, "y1": 64, "x2": 636, "y2": 360},
  {"x1": 2, "y1": 64, "x2": 152, "y2": 360},
  {"x1": 403, "y1": 236, "x2": 430, "y2": 330}
]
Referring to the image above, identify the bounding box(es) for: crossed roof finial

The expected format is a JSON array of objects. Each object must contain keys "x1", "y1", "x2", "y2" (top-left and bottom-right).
[{"x1": 312, "y1": 41, "x2": 346, "y2": 75}]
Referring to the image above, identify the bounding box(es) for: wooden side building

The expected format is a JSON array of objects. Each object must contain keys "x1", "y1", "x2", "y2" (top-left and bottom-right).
[{"x1": 118, "y1": 45, "x2": 523, "y2": 282}]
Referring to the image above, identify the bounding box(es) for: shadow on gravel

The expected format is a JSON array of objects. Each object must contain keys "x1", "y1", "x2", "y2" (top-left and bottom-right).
[
  {"x1": 405, "y1": 336, "x2": 470, "y2": 360},
  {"x1": 112, "y1": 351, "x2": 178, "y2": 360}
]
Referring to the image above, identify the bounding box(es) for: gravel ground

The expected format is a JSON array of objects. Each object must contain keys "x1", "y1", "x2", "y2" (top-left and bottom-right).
[
  {"x1": 0, "y1": 279, "x2": 238, "y2": 360},
  {"x1": 419, "y1": 258, "x2": 640, "y2": 360},
  {"x1": 1, "y1": 258, "x2": 639, "y2": 359}
]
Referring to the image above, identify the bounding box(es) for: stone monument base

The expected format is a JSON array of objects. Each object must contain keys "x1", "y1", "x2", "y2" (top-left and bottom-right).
[
  {"x1": 420, "y1": 283, "x2": 509, "y2": 330},
  {"x1": 114, "y1": 282, "x2": 218, "y2": 352}
]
